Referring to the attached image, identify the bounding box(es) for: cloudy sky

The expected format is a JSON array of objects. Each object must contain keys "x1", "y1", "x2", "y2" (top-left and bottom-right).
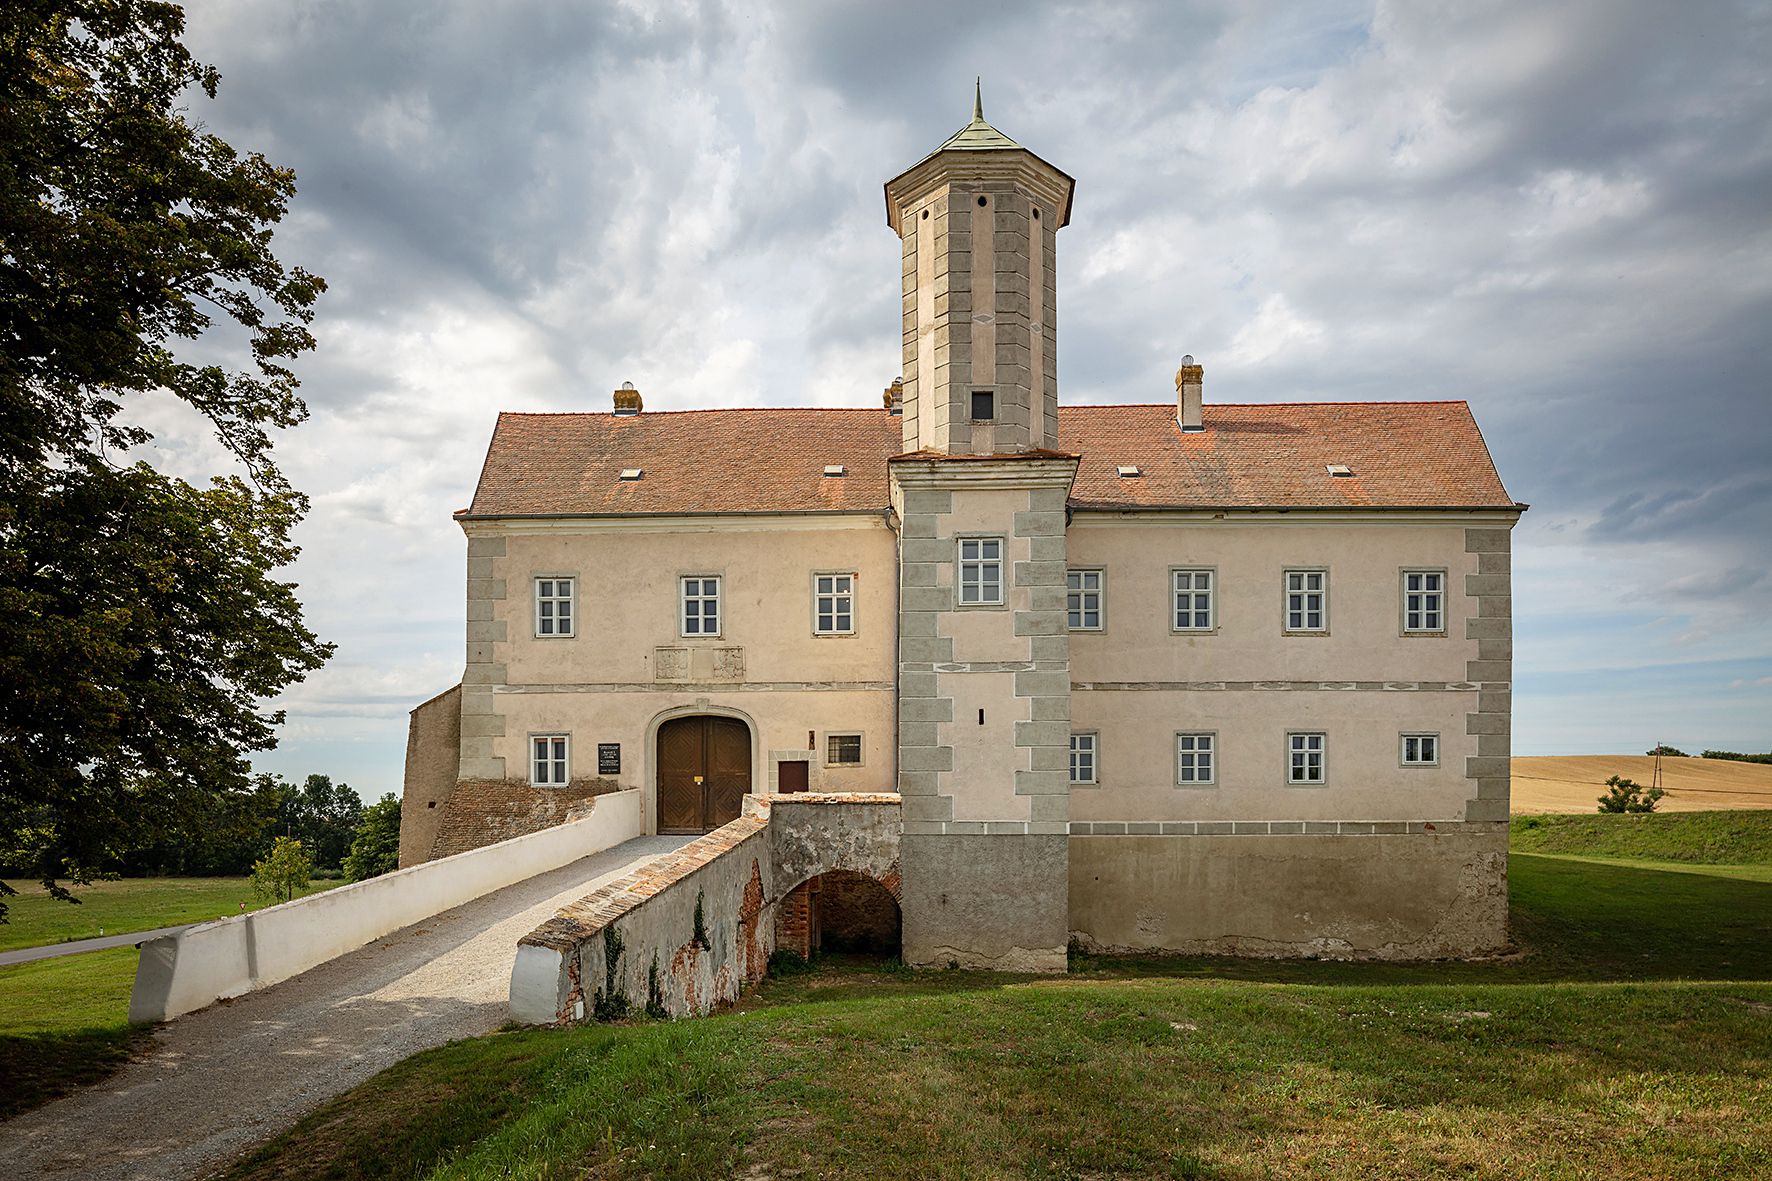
[{"x1": 149, "y1": 0, "x2": 1771, "y2": 799}]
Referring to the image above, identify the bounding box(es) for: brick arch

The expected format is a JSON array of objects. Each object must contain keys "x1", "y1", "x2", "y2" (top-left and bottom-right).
[{"x1": 775, "y1": 866, "x2": 902, "y2": 959}]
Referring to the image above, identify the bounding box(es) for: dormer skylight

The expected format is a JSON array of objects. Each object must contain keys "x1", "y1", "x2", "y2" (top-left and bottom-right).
[
  {"x1": 619, "y1": 468, "x2": 644, "y2": 481},
  {"x1": 1326, "y1": 464, "x2": 1353, "y2": 478},
  {"x1": 1116, "y1": 464, "x2": 1141, "y2": 478},
  {"x1": 823, "y1": 464, "x2": 847, "y2": 477}
]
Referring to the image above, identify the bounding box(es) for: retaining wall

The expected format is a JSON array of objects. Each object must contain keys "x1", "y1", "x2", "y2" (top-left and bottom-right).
[{"x1": 130, "y1": 788, "x2": 645, "y2": 1023}]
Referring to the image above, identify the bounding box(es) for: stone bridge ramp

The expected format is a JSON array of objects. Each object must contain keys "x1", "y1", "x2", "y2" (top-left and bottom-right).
[{"x1": 510, "y1": 793, "x2": 902, "y2": 1024}]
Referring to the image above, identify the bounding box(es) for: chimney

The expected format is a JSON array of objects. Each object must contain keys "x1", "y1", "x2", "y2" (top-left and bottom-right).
[
  {"x1": 612, "y1": 381, "x2": 642, "y2": 416},
  {"x1": 883, "y1": 377, "x2": 903, "y2": 416},
  {"x1": 1175, "y1": 356, "x2": 1203, "y2": 432}
]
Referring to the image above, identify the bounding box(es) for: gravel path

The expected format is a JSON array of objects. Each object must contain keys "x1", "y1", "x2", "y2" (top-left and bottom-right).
[
  {"x1": 0, "y1": 925, "x2": 193, "y2": 967},
  {"x1": 0, "y1": 835, "x2": 688, "y2": 1181}
]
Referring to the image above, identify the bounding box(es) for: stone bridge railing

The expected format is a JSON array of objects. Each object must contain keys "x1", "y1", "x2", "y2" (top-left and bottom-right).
[{"x1": 508, "y1": 793, "x2": 901, "y2": 1024}]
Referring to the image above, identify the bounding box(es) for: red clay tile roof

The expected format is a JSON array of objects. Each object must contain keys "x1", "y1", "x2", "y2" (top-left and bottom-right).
[{"x1": 459, "y1": 402, "x2": 1516, "y2": 518}]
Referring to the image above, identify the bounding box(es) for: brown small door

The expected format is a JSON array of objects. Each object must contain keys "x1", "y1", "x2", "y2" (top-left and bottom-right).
[
  {"x1": 778, "y1": 760, "x2": 810, "y2": 793},
  {"x1": 657, "y1": 716, "x2": 752, "y2": 833}
]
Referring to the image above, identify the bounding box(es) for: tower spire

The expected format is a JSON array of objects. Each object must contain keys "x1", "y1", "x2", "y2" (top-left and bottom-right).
[{"x1": 973, "y1": 76, "x2": 983, "y2": 123}]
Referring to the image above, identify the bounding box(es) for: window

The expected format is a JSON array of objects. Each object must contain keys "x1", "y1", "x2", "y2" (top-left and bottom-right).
[
  {"x1": 971, "y1": 389, "x2": 994, "y2": 421},
  {"x1": 1173, "y1": 569, "x2": 1214, "y2": 631},
  {"x1": 814, "y1": 573, "x2": 856, "y2": 635},
  {"x1": 826, "y1": 733, "x2": 862, "y2": 765},
  {"x1": 958, "y1": 537, "x2": 1003, "y2": 605},
  {"x1": 535, "y1": 577, "x2": 575, "y2": 638},
  {"x1": 1067, "y1": 569, "x2": 1103, "y2": 630},
  {"x1": 1287, "y1": 732, "x2": 1326, "y2": 784},
  {"x1": 681, "y1": 575, "x2": 721, "y2": 636},
  {"x1": 531, "y1": 735, "x2": 569, "y2": 787},
  {"x1": 1175, "y1": 733, "x2": 1215, "y2": 784},
  {"x1": 1401, "y1": 733, "x2": 1440, "y2": 766},
  {"x1": 1284, "y1": 569, "x2": 1327, "y2": 632},
  {"x1": 1069, "y1": 733, "x2": 1097, "y2": 785},
  {"x1": 1403, "y1": 570, "x2": 1445, "y2": 633}
]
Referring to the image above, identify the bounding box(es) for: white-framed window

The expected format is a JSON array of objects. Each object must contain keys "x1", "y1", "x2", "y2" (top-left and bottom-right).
[
  {"x1": 534, "y1": 577, "x2": 575, "y2": 638},
  {"x1": 1401, "y1": 733, "x2": 1440, "y2": 766},
  {"x1": 826, "y1": 733, "x2": 862, "y2": 766},
  {"x1": 681, "y1": 575, "x2": 721, "y2": 636},
  {"x1": 958, "y1": 537, "x2": 1004, "y2": 605},
  {"x1": 1175, "y1": 733, "x2": 1215, "y2": 784},
  {"x1": 530, "y1": 734, "x2": 569, "y2": 787},
  {"x1": 1287, "y1": 732, "x2": 1326, "y2": 784},
  {"x1": 1403, "y1": 570, "x2": 1445, "y2": 633},
  {"x1": 1069, "y1": 732, "x2": 1098, "y2": 785},
  {"x1": 1173, "y1": 568, "x2": 1214, "y2": 631},
  {"x1": 814, "y1": 573, "x2": 856, "y2": 635},
  {"x1": 1284, "y1": 569, "x2": 1327, "y2": 632},
  {"x1": 1066, "y1": 569, "x2": 1103, "y2": 631}
]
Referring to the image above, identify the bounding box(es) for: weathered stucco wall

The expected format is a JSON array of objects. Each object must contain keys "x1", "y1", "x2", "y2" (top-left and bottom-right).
[
  {"x1": 1068, "y1": 828, "x2": 1508, "y2": 959},
  {"x1": 398, "y1": 684, "x2": 462, "y2": 869},
  {"x1": 429, "y1": 778, "x2": 621, "y2": 860},
  {"x1": 510, "y1": 794, "x2": 902, "y2": 1024}
]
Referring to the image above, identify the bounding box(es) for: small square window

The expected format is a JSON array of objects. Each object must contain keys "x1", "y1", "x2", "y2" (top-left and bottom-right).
[
  {"x1": 1066, "y1": 569, "x2": 1103, "y2": 630},
  {"x1": 826, "y1": 733, "x2": 862, "y2": 766},
  {"x1": 958, "y1": 537, "x2": 1004, "y2": 605},
  {"x1": 535, "y1": 577, "x2": 575, "y2": 638},
  {"x1": 1176, "y1": 733, "x2": 1215, "y2": 784},
  {"x1": 971, "y1": 390, "x2": 994, "y2": 421},
  {"x1": 1069, "y1": 733, "x2": 1097, "y2": 785},
  {"x1": 1401, "y1": 733, "x2": 1440, "y2": 766},
  {"x1": 814, "y1": 573, "x2": 856, "y2": 635},
  {"x1": 1403, "y1": 570, "x2": 1445, "y2": 633},
  {"x1": 531, "y1": 734, "x2": 569, "y2": 787},
  {"x1": 1287, "y1": 732, "x2": 1326, "y2": 784},
  {"x1": 682, "y1": 575, "x2": 721, "y2": 636}
]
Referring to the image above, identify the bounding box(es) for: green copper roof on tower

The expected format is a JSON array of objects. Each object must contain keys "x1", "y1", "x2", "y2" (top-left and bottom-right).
[{"x1": 935, "y1": 79, "x2": 1023, "y2": 152}]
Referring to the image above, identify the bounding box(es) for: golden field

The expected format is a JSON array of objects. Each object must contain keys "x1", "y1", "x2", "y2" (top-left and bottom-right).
[{"x1": 1512, "y1": 754, "x2": 1772, "y2": 813}]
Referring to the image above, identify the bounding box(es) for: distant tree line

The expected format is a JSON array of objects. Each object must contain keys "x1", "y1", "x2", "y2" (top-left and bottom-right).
[
  {"x1": 2, "y1": 773, "x2": 400, "y2": 883},
  {"x1": 1644, "y1": 746, "x2": 1772, "y2": 765}
]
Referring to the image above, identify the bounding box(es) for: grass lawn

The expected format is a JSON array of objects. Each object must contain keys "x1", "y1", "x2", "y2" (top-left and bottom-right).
[
  {"x1": 0, "y1": 875, "x2": 341, "y2": 953},
  {"x1": 222, "y1": 816, "x2": 1772, "y2": 1181},
  {"x1": 0, "y1": 875, "x2": 342, "y2": 1121},
  {"x1": 1510, "y1": 809, "x2": 1772, "y2": 864}
]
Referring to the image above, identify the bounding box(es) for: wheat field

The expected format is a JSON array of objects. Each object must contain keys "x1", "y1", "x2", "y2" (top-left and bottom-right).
[{"x1": 1511, "y1": 755, "x2": 1772, "y2": 813}]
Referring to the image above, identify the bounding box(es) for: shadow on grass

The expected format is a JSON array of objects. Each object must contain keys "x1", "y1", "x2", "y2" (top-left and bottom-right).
[{"x1": 0, "y1": 1025, "x2": 155, "y2": 1122}]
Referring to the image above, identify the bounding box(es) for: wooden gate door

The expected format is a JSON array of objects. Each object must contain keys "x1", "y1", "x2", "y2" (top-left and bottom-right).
[{"x1": 657, "y1": 716, "x2": 751, "y2": 833}]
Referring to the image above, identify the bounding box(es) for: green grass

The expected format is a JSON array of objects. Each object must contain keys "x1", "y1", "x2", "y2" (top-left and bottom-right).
[
  {"x1": 225, "y1": 852, "x2": 1772, "y2": 1181},
  {"x1": 0, "y1": 947, "x2": 148, "y2": 1121},
  {"x1": 0, "y1": 875, "x2": 340, "y2": 952},
  {"x1": 1510, "y1": 809, "x2": 1772, "y2": 865}
]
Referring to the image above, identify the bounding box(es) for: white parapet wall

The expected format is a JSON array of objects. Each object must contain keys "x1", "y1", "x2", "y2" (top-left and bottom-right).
[{"x1": 130, "y1": 788, "x2": 644, "y2": 1024}]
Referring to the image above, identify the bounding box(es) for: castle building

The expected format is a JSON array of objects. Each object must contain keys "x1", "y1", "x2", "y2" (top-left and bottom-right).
[{"x1": 401, "y1": 91, "x2": 1524, "y2": 968}]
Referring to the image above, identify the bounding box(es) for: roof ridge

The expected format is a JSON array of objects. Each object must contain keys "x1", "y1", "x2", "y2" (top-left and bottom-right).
[
  {"x1": 497, "y1": 407, "x2": 893, "y2": 418},
  {"x1": 1061, "y1": 400, "x2": 1472, "y2": 409}
]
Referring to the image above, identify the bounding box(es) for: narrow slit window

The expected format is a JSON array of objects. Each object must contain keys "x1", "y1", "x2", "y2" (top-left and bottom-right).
[
  {"x1": 1176, "y1": 733, "x2": 1215, "y2": 784},
  {"x1": 1403, "y1": 570, "x2": 1445, "y2": 632},
  {"x1": 958, "y1": 538, "x2": 1003, "y2": 605},
  {"x1": 1173, "y1": 569, "x2": 1214, "y2": 631},
  {"x1": 535, "y1": 577, "x2": 575, "y2": 638},
  {"x1": 1285, "y1": 569, "x2": 1327, "y2": 632},
  {"x1": 681, "y1": 575, "x2": 721, "y2": 636},
  {"x1": 531, "y1": 735, "x2": 569, "y2": 787},
  {"x1": 814, "y1": 573, "x2": 856, "y2": 635},
  {"x1": 1069, "y1": 733, "x2": 1097, "y2": 785},
  {"x1": 1066, "y1": 569, "x2": 1103, "y2": 630},
  {"x1": 1288, "y1": 732, "x2": 1326, "y2": 784}
]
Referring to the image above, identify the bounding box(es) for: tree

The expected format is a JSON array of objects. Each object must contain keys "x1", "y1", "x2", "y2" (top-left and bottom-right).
[
  {"x1": 0, "y1": 2, "x2": 329, "y2": 921},
  {"x1": 277, "y1": 775, "x2": 362, "y2": 871},
  {"x1": 343, "y1": 794, "x2": 401, "y2": 882},
  {"x1": 1597, "y1": 775, "x2": 1664, "y2": 814},
  {"x1": 1646, "y1": 745, "x2": 1687, "y2": 757},
  {"x1": 249, "y1": 835, "x2": 311, "y2": 905}
]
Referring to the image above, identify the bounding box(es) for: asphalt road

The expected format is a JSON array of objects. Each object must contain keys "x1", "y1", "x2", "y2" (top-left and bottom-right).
[{"x1": 0, "y1": 925, "x2": 194, "y2": 967}]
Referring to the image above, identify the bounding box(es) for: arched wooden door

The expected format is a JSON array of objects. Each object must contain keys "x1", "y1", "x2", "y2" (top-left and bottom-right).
[{"x1": 656, "y1": 716, "x2": 752, "y2": 834}]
